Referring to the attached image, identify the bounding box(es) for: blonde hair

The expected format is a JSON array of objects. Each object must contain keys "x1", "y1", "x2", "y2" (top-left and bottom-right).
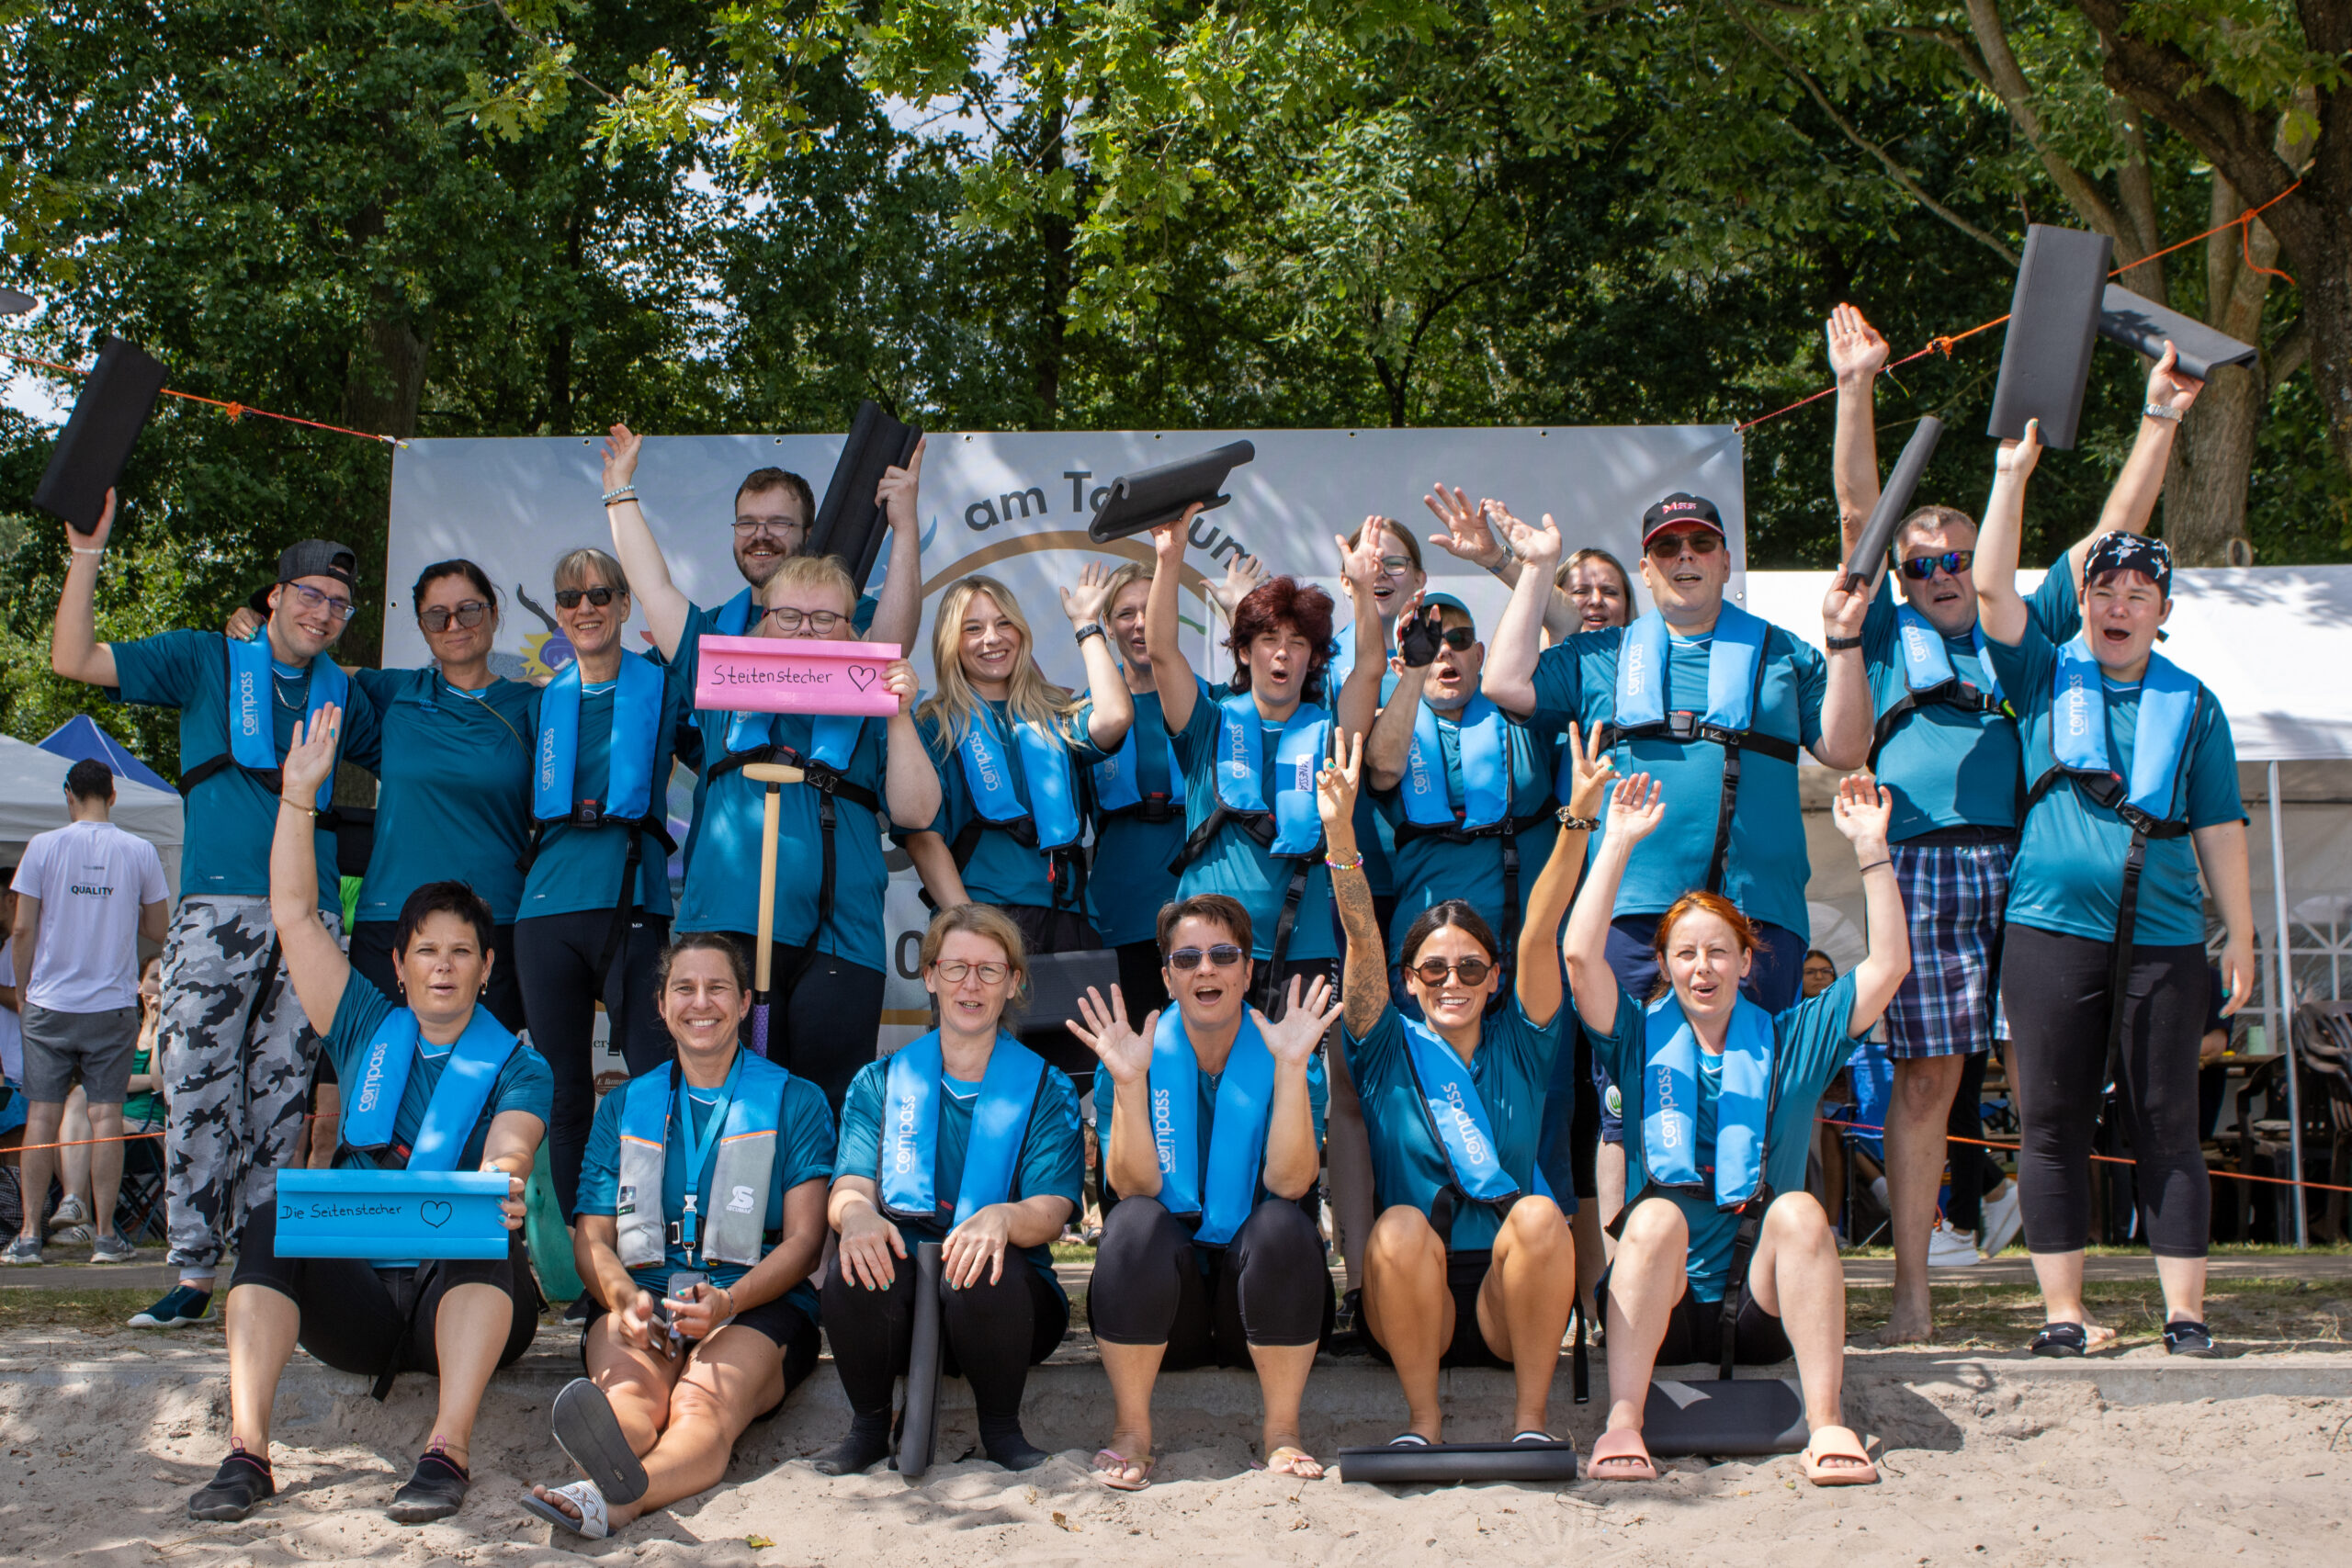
[
  {"x1": 919, "y1": 903, "x2": 1030, "y2": 1030},
  {"x1": 918, "y1": 574, "x2": 1081, "y2": 750},
  {"x1": 1102, "y1": 560, "x2": 1153, "y2": 616},
  {"x1": 760, "y1": 553, "x2": 860, "y2": 616},
  {"x1": 554, "y1": 547, "x2": 628, "y2": 597}
]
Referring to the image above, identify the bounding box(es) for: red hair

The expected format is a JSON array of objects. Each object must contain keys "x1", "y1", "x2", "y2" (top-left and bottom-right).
[
  {"x1": 1226, "y1": 576, "x2": 1336, "y2": 701},
  {"x1": 1650, "y1": 891, "x2": 1758, "y2": 998}
]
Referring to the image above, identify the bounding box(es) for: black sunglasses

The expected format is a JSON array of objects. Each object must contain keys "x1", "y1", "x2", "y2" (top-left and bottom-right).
[
  {"x1": 1899, "y1": 550, "x2": 1973, "y2": 581},
  {"x1": 554, "y1": 585, "x2": 616, "y2": 608},
  {"x1": 418, "y1": 601, "x2": 489, "y2": 632},
  {"x1": 1166, "y1": 944, "x2": 1246, "y2": 971},
  {"x1": 1411, "y1": 955, "x2": 1492, "y2": 987}
]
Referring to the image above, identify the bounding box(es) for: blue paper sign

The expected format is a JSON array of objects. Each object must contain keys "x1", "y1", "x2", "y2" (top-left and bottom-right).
[{"x1": 275, "y1": 1168, "x2": 512, "y2": 1260}]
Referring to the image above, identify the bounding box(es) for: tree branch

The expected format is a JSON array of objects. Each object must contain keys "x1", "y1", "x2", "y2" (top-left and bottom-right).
[{"x1": 1961, "y1": 0, "x2": 2127, "y2": 244}]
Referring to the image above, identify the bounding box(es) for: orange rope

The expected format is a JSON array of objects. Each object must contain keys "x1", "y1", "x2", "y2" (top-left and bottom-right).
[
  {"x1": 2, "y1": 348, "x2": 404, "y2": 447},
  {"x1": 1739, "y1": 180, "x2": 2304, "y2": 434},
  {"x1": 1816, "y1": 1115, "x2": 2352, "y2": 1195}
]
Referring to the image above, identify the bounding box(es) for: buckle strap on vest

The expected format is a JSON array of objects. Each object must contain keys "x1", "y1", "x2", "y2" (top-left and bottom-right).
[{"x1": 1866, "y1": 683, "x2": 2008, "y2": 772}]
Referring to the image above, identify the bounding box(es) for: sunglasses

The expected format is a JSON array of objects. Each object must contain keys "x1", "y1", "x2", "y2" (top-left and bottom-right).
[
  {"x1": 1899, "y1": 550, "x2": 1973, "y2": 581},
  {"x1": 1411, "y1": 955, "x2": 1493, "y2": 987},
  {"x1": 278, "y1": 581, "x2": 356, "y2": 621},
  {"x1": 1645, "y1": 529, "x2": 1721, "y2": 560},
  {"x1": 1430, "y1": 625, "x2": 1476, "y2": 651},
  {"x1": 1166, "y1": 944, "x2": 1246, "y2": 971},
  {"x1": 418, "y1": 600, "x2": 489, "y2": 632},
  {"x1": 554, "y1": 585, "x2": 616, "y2": 609}
]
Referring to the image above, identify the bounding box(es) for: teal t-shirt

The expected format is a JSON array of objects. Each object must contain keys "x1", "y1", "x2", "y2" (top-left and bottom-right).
[
  {"x1": 575, "y1": 1059, "x2": 837, "y2": 1315},
  {"x1": 1341, "y1": 996, "x2": 1563, "y2": 1252},
  {"x1": 1083, "y1": 686, "x2": 1187, "y2": 948},
  {"x1": 1091, "y1": 1035, "x2": 1329, "y2": 1208},
  {"x1": 1372, "y1": 704, "x2": 1560, "y2": 954},
  {"x1": 322, "y1": 979, "x2": 552, "y2": 1176},
  {"x1": 1862, "y1": 568, "x2": 2079, "y2": 841},
  {"x1": 1590, "y1": 973, "x2": 1860, "y2": 1301},
  {"x1": 910, "y1": 700, "x2": 1110, "y2": 910},
  {"x1": 1983, "y1": 619, "x2": 2244, "y2": 947},
  {"x1": 350, "y1": 667, "x2": 536, "y2": 922},
  {"x1": 673, "y1": 616, "x2": 892, "y2": 963},
  {"x1": 1167, "y1": 691, "x2": 1339, "y2": 963},
  {"x1": 519, "y1": 663, "x2": 689, "y2": 922},
  {"x1": 1526, "y1": 619, "x2": 1825, "y2": 937},
  {"x1": 834, "y1": 1051, "x2": 1086, "y2": 1299},
  {"x1": 109, "y1": 629, "x2": 383, "y2": 908}
]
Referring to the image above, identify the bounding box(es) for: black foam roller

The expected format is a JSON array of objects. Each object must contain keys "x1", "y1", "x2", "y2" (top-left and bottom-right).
[
  {"x1": 1842, "y1": 415, "x2": 1943, "y2": 589},
  {"x1": 0, "y1": 288, "x2": 34, "y2": 316},
  {"x1": 33, "y1": 335, "x2": 169, "y2": 531},
  {"x1": 896, "y1": 1240, "x2": 945, "y2": 1481},
  {"x1": 1986, "y1": 224, "x2": 2113, "y2": 450},
  {"x1": 1639, "y1": 1378, "x2": 1809, "y2": 1457},
  {"x1": 1087, "y1": 440, "x2": 1255, "y2": 543},
  {"x1": 1338, "y1": 1439, "x2": 1582, "y2": 1485},
  {"x1": 808, "y1": 399, "x2": 922, "y2": 594},
  {"x1": 2097, "y1": 283, "x2": 2257, "y2": 381}
]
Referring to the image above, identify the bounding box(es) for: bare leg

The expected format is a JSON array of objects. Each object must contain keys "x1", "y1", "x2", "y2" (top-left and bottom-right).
[
  {"x1": 225, "y1": 1284, "x2": 303, "y2": 1458},
  {"x1": 1360, "y1": 1205, "x2": 1451, "y2": 1441},
  {"x1": 424, "y1": 1281, "x2": 515, "y2": 1467},
  {"x1": 1597, "y1": 1198, "x2": 1687, "y2": 1466},
  {"x1": 2154, "y1": 1254, "x2": 2208, "y2": 1325},
  {"x1": 1819, "y1": 1125, "x2": 1848, "y2": 1233},
  {"x1": 86, "y1": 1101, "x2": 127, "y2": 1240},
  {"x1": 1247, "y1": 1342, "x2": 1319, "y2": 1474},
  {"x1": 601, "y1": 1326, "x2": 782, "y2": 1526},
  {"x1": 1596, "y1": 1141, "x2": 1627, "y2": 1234},
  {"x1": 1094, "y1": 1338, "x2": 1164, "y2": 1484},
  {"x1": 1322, "y1": 1037, "x2": 1375, "y2": 1295},
  {"x1": 2028, "y1": 1250, "x2": 2115, "y2": 1347},
  {"x1": 60, "y1": 1088, "x2": 92, "y2": 1216},
  {"x1": 1747, "y1": 1192, "x2": 1849, "y2": 1435},
  {"x1": 1880, "y1": 1054, "x2": 1966, "y2": 1344},
  {"x1": 15, "y1": 1101, "x2": 62, "y2": 1242},
  {"x1": 1476, "y1": 1196, "x2": 1576, "y2": 1436},
  {"x1": 308, "y1": 1083, "x2": 341, "y2": 1168}
]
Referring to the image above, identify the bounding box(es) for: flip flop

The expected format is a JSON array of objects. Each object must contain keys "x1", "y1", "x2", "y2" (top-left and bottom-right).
[
  {"x1": 1801, "y1": 1425, "x2": 1879, "y2": 1487},
  {"x1": 520, "y1": 1480, "x2": 612, "y2": 1539},
  {"x1": 1385, "y1": 1432, "x2": 1432, "y2": 1448},
  {"x1": 1263, "y1": 1445, "x2": 1325, "y2": 1479},
  {"x1": 551, "y1": 1378, "x2": 650, "y2": 1506},
  {"x1": 1091, "y1": 1448, "x2": 1154, "y2": 1491},
  {"x1": 1586, "y1": 1427, "x2": 1657, "y2": 1482}
]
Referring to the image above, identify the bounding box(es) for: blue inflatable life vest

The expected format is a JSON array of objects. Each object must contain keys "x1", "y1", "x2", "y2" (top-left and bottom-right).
[
  {"x1": 342, "y1": 1005, "x2": 519, "y2": 1171},
  {"x1": 1146, "y1": 1010, "x2": 1277, "y2": 1246},
  {"x1": 533, "y1": 649, "x2": 664, "y2": 825},
  {"x1": 1637, "y1": 991, "x2": 1774, "y2": 1211},
  {"x1": 878, "y1": 1032, "x2": 1049, "y2": 1227},
  {"x1": 1399, "y1": 697, "x2": 1511, "y2": 831},
  {"x1": 956, "y1": 706, "x2": 1081, "y2": 851}
]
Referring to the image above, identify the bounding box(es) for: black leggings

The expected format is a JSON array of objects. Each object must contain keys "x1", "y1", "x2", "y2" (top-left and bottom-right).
[
  {"x1": 2000, "y1": 926, "x2": 2211, "y2": 1258},
  {"x1": 230, "y1": 1201, "x2": 537, "y2": 1377},
  {"x1": 352, "y1": 919, "x2": 527, "y2": 1033},
  {"x1": 514, "y1": 908, "x2": 672, "y2": 1218},
  {"x1": 820, "y1": 1247, "x2": 1067, "y2": 1424},
  {"x1": 719, "y1": 933, "x2": 886, "y2": 1118},
  {"x1": 1088, "y1": 1196, "x2": 1331, "y2": 1360}
]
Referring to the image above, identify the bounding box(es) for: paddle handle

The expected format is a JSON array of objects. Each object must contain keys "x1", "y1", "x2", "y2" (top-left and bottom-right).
[{"x1": 753, "y1": 781, "x2": 783, "y2": 992}]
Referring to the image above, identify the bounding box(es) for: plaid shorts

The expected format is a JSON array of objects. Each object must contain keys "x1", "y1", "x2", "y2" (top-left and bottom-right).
[{"x1": 1884, "y1": 839, "x2": 2014, "y2": 1060}]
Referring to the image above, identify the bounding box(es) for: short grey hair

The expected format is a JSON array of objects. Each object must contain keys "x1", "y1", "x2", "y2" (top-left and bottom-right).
[{"x1": 553, "y1": 547, "x2": 628, "y2": 597}]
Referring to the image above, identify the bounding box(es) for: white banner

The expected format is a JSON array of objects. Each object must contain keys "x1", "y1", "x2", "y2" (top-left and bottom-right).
[{"x1": 388, "y1": 424, "x2": 1746, "y2": 1047}]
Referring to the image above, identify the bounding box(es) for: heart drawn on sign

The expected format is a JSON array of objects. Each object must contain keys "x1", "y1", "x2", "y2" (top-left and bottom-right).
[
  {"x1": 846, "y1": 665, "x2": 878, "y2": 691},
  {"x1": 420, "y1": 1200, "x2": 454, "y2": 1229}
]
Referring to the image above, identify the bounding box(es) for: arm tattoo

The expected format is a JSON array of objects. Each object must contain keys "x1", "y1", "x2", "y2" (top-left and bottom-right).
[{"x1": 1333, "y1": 861, "x2": 1389, "y2": 1036}]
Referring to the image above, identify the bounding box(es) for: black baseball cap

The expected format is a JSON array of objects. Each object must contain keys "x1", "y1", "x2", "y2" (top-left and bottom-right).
[
  {"x1": 1640, "y1": 492, "x2": 1724, "y2": 547},
  {"x1": 2084, "y1": 531, "x2": 2173, "y2": 598},
  {"x1": 276, "y1": 538, "x2": 358, "y2": 592}
]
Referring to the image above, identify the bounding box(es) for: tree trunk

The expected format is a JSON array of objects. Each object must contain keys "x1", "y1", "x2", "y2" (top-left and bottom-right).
[
  {"x1": 2160, "y1": 178, "x2": 2280, "y2": 563},
  {"x1": 342, "y1": 309, "x2": 431, "y2": 439}
]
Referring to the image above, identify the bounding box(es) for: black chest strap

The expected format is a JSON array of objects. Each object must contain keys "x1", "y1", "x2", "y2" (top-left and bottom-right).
[
  {"x1": 1600, "y1": 650, "x2": 1788, "y2": 896},
  {"x1": 1866, "y1": 682, "x2": 2008, "y2": 772}
]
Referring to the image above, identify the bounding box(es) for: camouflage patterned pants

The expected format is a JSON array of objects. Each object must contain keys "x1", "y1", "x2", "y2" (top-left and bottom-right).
[{"x1": 157, "y1": 897, "x2": 335, "y2": 1272}]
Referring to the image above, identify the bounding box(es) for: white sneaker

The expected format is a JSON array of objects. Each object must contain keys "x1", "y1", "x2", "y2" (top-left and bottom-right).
[
  {"x1": 1978, "y1": 1181, "x2": 2024, "y2": 1258},
  {"x1": 50, "y1": 1195, "x2": 91, "y2": 1228},
  {"x1": 1927, "y1": 1218, "x2": 1982, "y2": 1268}
]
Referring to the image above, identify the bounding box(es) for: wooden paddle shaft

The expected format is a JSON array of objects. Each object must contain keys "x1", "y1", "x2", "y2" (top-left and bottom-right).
[{"x1": 741, "y1": 763, "x2": 804, "y2": 990}]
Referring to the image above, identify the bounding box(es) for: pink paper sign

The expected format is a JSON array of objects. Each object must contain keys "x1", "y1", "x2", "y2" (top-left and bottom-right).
[{"x1": 693, "y1": 635, "x2": 904, "y2": 718}]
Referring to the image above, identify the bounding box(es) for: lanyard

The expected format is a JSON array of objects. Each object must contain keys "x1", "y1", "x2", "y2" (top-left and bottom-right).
[{"x1": 672, "y1": 1053, "x2": 742, "y2": 1253}]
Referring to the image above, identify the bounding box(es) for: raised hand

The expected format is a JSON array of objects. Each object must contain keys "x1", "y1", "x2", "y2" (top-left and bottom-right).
[
  {"x1": 281, "y1": 704, "x2": 343, "y2": 802},
  {"x1": 1487, "y1": 502, "x2": 1562, "y2": 570},
  {"x1": 1151, "y1": 506, "x2": 1201, "y2": 569},
  {"x1": 1336, "y1": 518, "x2": 1386, "y2": 599},
  {"x1": 1561, "y1": 720, "x2": 1618, "y2": 819},
  {"x1": 1211, "y1": 549, "x2": 1267, "y2": 615},
  {"x1": 1396, "y1": 593, "x2": 1443, "y2": 669},
  {"x1": 1317, "y1": 727, "x2": 1363, "y2": 829},
  {"x1": 1830, "y1": 771, "x2": 1893, "y2": 853},
  {"x1": 1824, "y1": 570, "x2": 1871, "y2": 642},
  {"x1": 1424, "y1": 483, "x2": 1509, "y2": 570},
  {"x1": 1996, "y1": 417, "x2": 2043, "y2": 480},
  {"x1": 1061, "y1": 558, "x2": 1116, "y2": 626},
  {"x1": 1256, "y1": 975, "x2": 1341, "y2": 1067},
  {"x1": 1826, "y1": 302, "x2": 1889, "y2": 383},
  {"x1": 876, "y1": 434, "x2": 928, "y2": 531},
  {"x1": 1602, "y1": 772, "x2": 1665, "y2": 844},
  {"x1": 884, "y1": 658, "x2": 921, "y2": 717},
  {"x1": 601, "y1": 423, "x2": 642, "y2": 491},
  {"x1": 2145, "y1": 342, "x2": 2202, "y2": 419},
  {"x1": 1069, "y1": 984, "x2": 1156, "y2": 1087},
  {"x1": 66, "y1": 488, "x2": 116, "y2": 552}
]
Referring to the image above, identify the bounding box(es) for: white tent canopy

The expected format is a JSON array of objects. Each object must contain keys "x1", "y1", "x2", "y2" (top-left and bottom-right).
[{"x1": 0, "y1": 732, "x2": 185, "y2": 891}]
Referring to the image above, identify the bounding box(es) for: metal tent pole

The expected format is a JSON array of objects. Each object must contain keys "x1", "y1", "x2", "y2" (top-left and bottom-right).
[{"x1": 2267, "y1": 761, "x2": 2310, "y2": 1249}]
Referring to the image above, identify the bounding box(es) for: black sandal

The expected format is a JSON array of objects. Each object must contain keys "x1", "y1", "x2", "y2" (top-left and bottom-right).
[
  {"x1": 2162, "y1": 1320, "x2": 2217, "y2": 1358},
  {"x1": 2029, "y1": 1321, "x2": 2087, "y2": 1358}
]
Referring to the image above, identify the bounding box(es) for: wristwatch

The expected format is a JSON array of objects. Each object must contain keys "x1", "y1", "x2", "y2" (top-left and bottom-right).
[
  {"x1": 1073, "y1": 622, "x2": 1106, "y2": 645},
  {"x1": 1826, "y1": 635, "x2": 1863, "y2": 651}
]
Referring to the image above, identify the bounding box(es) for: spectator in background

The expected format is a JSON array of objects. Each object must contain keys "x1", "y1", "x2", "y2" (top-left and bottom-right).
[
  {"x1": 125, "y1": 954, "x2": 167, "y2": 1136},
  {"x1": 0, "y1": 877, "x2": 20, "y2": 1090},
  {"x1": 5, "y1": 760, "x2": 170, "y2": 1265},
  {"x1": 1802, "y1": 950, "x2": 1838, "y2": 998}
]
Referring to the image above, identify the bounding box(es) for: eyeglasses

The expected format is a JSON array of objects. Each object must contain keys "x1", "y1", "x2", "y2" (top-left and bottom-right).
[
  {"x1": 763, "y1": 606, "x2": 845, "y2": 634},
  {"x1": 1166, "y1": 944, "x2": 1246, "y2": 971},
  {"x1": 1375, "y1": 556, "x2": 1416, "y2": 577},
  {"x1": 733, "y1": 515, "x2": 805, "y2": 536},
  {"x1": 1899, "y1": 550, "x2": 1973, "y2": 581},
  {"x1": 418, "y1": 600, "x2": 490, "y2": 632},
  {"x1": 279, "y1": 581, "x2": 356, "y2": 621},
  {"x1": 933, "y1": 960, "x2": 1010, "y2": 985},
  {"x1": 555, "y1": 585, "x2": 616, "y2": 609},
  {"x1": 1411, "y1": 955, "x2": 1493, "y2": 987},
  {"x1": 1644, "y1": 530, "x2": 1721, "y2": 561}
]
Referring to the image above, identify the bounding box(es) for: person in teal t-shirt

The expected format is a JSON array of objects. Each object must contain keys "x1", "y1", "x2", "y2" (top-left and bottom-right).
[
  {"x1": 525, "y1": 932, "x2": 834, "y2": 1542},
  {"x1": 1568, "y1": 769, "x2": 1905, "y2": 1486},
  {"x1": 1973, "y1": 421, "x2": 2254, "y2": 1362}
]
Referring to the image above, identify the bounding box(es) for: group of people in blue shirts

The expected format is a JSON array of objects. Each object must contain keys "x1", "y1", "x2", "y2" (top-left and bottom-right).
[{"x1": 40, "y1": 326, "x2": 2255, "y2": 1524}]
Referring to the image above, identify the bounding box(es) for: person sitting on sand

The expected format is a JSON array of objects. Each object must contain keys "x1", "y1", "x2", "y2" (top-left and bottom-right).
[
  {"x1": 1325, "y1": 725, "x2": 1606, "y2": 1450},
  {"x1": 522, "y1": 932, "x2": 835, "y2": 1540},
  {"x1": 811, "y1": 903, "x2": 1085, "y2": 1475},
  {"x1": 187, "y1": 705, "x2": 548, "y2": 1526},
  {"x1": 1569, "y1": 771, "x2": 1907, "y2": 1486},
  {"x1": 1070, "y1": 893, "x2": 1344, "y2": 1488}
]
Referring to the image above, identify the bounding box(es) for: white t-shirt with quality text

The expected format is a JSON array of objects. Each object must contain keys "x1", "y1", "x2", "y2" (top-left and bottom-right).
[{"x1": 10, "y1": 820, "x2": 169, "y2": 1013}]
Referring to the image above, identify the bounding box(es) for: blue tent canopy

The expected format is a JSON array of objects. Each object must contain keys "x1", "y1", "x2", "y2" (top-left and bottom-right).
[{"x1": 36, "y1": 714, "x2": 175, "y2": 795}]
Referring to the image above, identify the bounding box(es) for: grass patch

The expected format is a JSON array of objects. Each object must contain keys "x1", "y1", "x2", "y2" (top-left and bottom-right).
[
  {"x1": 1848, "y1": 1276, "x2": 2352, "y2": 1349},
  {"x1": 1049, "y1": 1241, "x2": 1097, "y2": 1264},
  {"x1": 0, "y1": 1286, "x2": 220, "y2": 1337}
]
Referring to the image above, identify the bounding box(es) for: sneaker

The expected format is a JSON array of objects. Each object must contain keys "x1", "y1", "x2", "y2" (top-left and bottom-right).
[
  {"x1": 1, "y1": 1235, "x2": 42, "y2": 1266},
  {"x1": 50, "y1": 1224, "x2": 94, "y2": 1246},
  {"x1": 90, "y1": 1233, "x2": 137, "y2": 1264},
  {"x1": 1978, "y1": 1180, "x2": 2024, "y2": 1258},
  {"x1": 130, "y1": 1284, "x2": 214, "y2": 1328},
  {"x1": 1927, "y1": 1218, "x2": 1982, "y2": 1268},
  {"x1": 50, "y1": 1194, "x2": 91, "y2": 1229}
]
